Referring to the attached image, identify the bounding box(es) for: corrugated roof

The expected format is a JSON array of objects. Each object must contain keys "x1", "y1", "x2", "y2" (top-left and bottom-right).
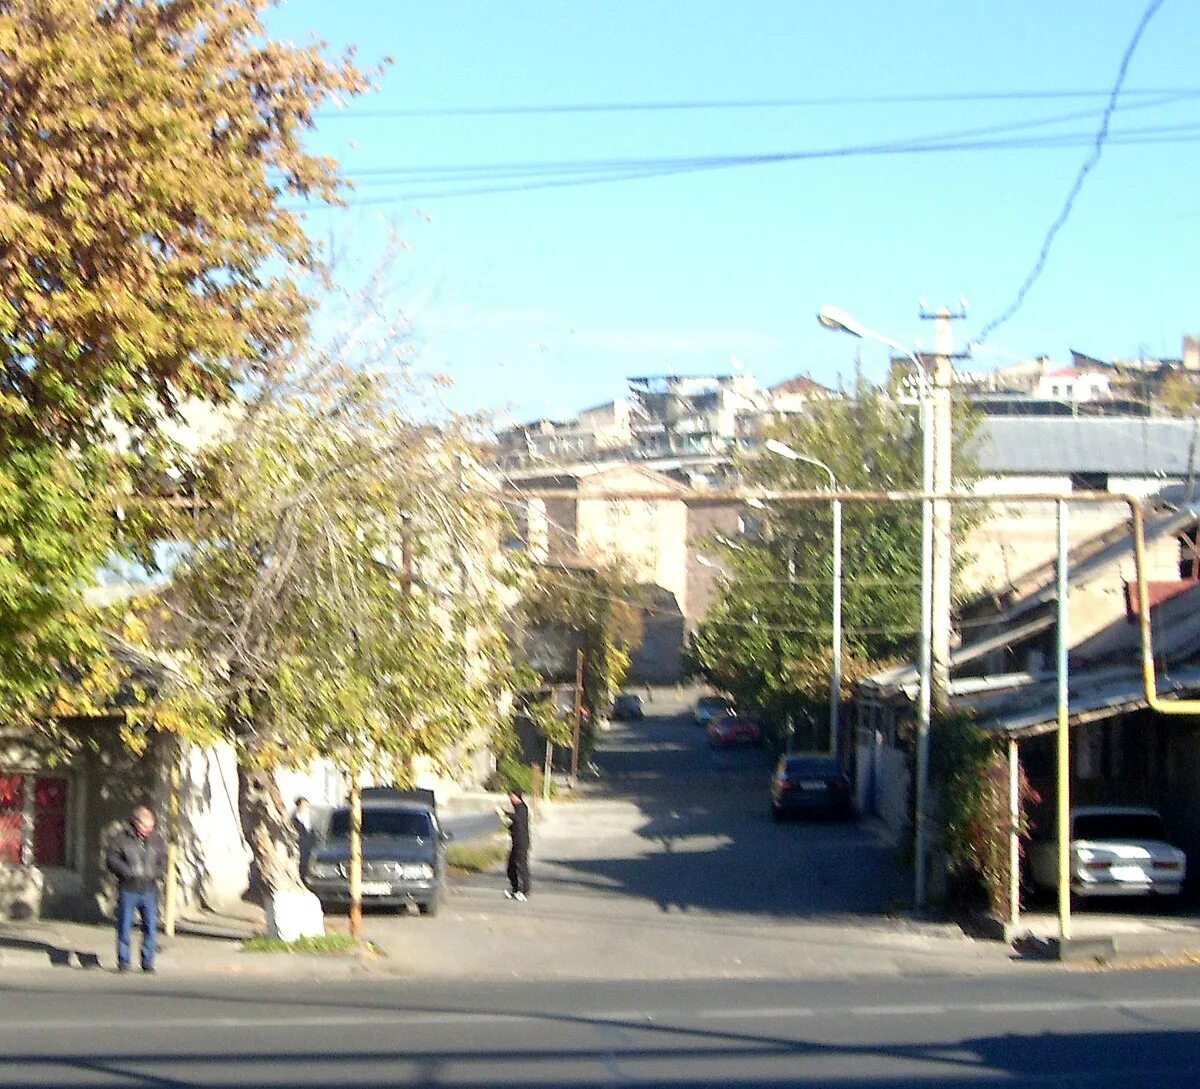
[{"x1": 975, "y1": 417, "x2": 1197, "y2": 475}]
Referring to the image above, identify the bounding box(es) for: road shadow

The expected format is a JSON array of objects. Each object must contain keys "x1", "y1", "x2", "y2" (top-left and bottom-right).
[
  {"x1": 0, "y1": 933, "x2": 102, "y2": 969},
  {"x1": 542, "y1": 713, "x2": 907, "y2": 921}
]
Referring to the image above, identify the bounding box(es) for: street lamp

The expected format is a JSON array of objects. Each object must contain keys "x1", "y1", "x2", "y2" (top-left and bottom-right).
[
  {"x1": 763, "y1": 440, "x2": 842, "y2": 757},
  {"x1": 818, "y1": 304, "x2": 936, "y2": 912}
]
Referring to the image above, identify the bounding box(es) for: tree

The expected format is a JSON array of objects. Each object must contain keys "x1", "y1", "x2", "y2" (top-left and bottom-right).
[
  {"x1": 0, "y1": 0, "x2": 368, "y2": 443},
  {"x1": 689, "y1": 373, "x2": 981, "y2": 748},
  {"x1": 0, "y1": 0, "x2": 368, "y2": 729},
  {"x1": 518, "y1": 563, "x2": 643, "y2": 762},
  {"x1": 146, "y1": 356, "x2": 514, "y2": 936}
]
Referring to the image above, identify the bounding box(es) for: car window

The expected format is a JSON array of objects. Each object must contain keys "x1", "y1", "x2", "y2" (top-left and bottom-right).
[
  {"x1": 785, "y1": 757, "x2": 840, "y2": 777},
  {"x1": 1073, "y1": 812, "x2": 1167, "y2": 841},
  {"x1": 328, "y1": 808, "x2": 434, "y2": 839}
]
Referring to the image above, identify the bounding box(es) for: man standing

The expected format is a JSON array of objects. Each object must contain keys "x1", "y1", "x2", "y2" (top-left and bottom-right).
[
  {"x1": 105, "y1": 805, "x2": 167, "y2": 973},
  {"x1": 503, "y1": 788, "x2": 531, "y2": 901},
  {"x1": 291, "y1": 796, "x2": 316, "y2": 877}
]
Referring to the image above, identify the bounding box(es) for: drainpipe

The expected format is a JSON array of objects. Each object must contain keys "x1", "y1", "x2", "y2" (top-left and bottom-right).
[{"x1": 1132, "y1": 502, "x2": 1200, "y2": 714}]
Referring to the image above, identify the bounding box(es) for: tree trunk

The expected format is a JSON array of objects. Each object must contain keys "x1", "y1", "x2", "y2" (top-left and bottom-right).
[{"x1": 236, "y1": 764, "x2": 324, "y2": 940}]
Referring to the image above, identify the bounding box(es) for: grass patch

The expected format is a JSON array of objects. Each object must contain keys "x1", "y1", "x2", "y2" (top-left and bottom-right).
[
  {"x1": 447, "y1": 836, "x2": 508, "y2": 873},
  {"x1": 242, "y1": 933, "x2": 366, "y2": 955}
]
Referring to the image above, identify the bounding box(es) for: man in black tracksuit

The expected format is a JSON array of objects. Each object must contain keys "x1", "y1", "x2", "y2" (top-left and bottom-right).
[
  {"x1": 504, "y1": 788, "x2": 531, "y2": 901},
  {"x1": 105, "y1": 805, "x2": 168, "y2": 973}
]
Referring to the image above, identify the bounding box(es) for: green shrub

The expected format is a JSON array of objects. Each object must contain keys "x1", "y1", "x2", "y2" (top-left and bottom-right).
[
  {"x1": 242, "y1": 933, "x2": 365, "y2": 955},
  {"x1": 446, "y1": 836, "x2": 507, "y2": 873}
]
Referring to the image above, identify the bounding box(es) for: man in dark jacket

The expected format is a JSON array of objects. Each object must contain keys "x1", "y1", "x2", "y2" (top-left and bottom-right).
[
  {"x1": 105, "y1": 805, "x2": 168, "y2": 973},
  {"x1": 504, "y1": 788, "x2": 531, "y2": 901}
]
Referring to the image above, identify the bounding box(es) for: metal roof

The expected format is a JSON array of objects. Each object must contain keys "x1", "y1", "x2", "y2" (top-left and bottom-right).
[{"x1": 975, "y1": 417, "x2": 1197, "y2": 475}]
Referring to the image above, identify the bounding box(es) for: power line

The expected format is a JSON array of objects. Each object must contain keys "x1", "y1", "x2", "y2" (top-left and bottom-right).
[
  {"x1": 317, "y1": 86, "x2": 1200, "y2": 120},
  {"x1": 975, "y1": 0, "x2": 1169, "y2": 343},
  {"x1": 288, "y1": 114, "x2": 1200, "y2": 210}
]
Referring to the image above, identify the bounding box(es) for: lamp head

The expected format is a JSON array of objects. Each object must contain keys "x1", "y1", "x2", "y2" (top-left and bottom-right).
[{"x1": 817, "y1": 305, "x2": 865, "y2": 339}]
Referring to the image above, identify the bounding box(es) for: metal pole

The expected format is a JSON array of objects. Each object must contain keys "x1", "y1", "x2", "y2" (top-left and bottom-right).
[
  {"x1": 1008, "y1": 737, "x2": 1021, "y2": 928},
  {"x1": 163, "y1": 754, "x2": 180, "y2": 937},
  {"x1": 570, "y1": 649, "x2": 584, "y2": 785},
  {"x1": 348, "y1": 774, "x2": 362, "y2": 940},
  {"x1": 1055, "y1": 498, "x2": 1072, "y2": 943},
  {"x1": 830, "y1": 498, "x2": 842, "y2": 754},
  {"x1": 914, "y1": 396, "x2": 934, "y2": 910}
]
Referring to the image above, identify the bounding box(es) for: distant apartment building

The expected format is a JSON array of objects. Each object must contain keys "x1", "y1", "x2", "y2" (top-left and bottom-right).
[{"x1": 497, "y1": 370, "x2": 835, "y2": 469}]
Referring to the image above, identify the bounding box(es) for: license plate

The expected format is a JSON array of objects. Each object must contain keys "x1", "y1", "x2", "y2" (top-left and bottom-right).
[
  {"x1": 361, "y1": 882, "x2": 392, "y2": 896},
  {"x1": 800, "y1": 780, "x2": 826, "y2": 790}
]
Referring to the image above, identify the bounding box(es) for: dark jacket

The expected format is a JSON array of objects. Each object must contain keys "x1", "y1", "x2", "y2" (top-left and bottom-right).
[
  {"x1": 508, "y1": 800, "x2": 531, "y2": 854},
  {"x1": 105, "y1": 825, "x2": 168, "y2": 893}
]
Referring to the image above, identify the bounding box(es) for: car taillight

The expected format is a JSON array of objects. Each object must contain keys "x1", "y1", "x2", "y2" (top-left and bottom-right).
[
  {"x1": 1153, "y1": 860, "x2": 1182, "y2": 870},
  {"x1": 1084, "y1": 860, "x2": 1109, "y2": 871}
]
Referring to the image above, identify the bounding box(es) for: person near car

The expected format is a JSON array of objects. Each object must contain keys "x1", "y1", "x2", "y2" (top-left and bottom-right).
[
  {"x1": 291, "y1": 796, "x2": 316, "y2": 876},
  {"x1": 105, "y1": 804, "x2": 168, "y2": 973},
  {"x1": 503, "y1": 788, "x2": 531, "y2": 901}
]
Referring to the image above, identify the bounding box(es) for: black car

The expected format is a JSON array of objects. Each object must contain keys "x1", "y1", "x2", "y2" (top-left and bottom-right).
[
  {"x1": 611, "y1": 693, "x2": 645, "y2": 720},
  {"x1": 770, "y1": 754, "x2": 854, "y2": 820},
  {"x1": 305, "y1": 796, "x2": 451, "y2": 915}
]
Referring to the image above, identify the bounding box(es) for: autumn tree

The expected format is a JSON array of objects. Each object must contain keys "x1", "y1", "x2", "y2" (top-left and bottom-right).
[
  {"x1": 150, "y1": 352, "x2": 514, "y2": 935},
  {"x1": 0, "y1": 0, "x2": 368, "y2": 725}
]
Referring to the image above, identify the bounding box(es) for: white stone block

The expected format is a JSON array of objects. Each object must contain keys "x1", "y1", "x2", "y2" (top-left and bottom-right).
[{"x1": 264, "y1": 889, "x2": 325, "y2": 942}]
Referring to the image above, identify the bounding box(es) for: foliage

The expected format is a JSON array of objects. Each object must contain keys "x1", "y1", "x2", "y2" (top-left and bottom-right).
[
  {"x1": 158, "y1": 360, "x2": 514, "y2": 781},
  {"x1": 0, "y1": 0, "x2": 370, "y2": 445},
  {"x1": 929, "y1": 712, "x2": 1039, "y2": 921},
  {"x1": 0, "y1": 434, "x2": 121, "y2": 733},
  {"x1": 494, "y1": 755, "x2": 557, "y2": 798},
  {"x1": 242, "y1": 933, "x2": 366, "y2": 954},
  {"x1": 1158, "y1": 371, "x2": 1199, "y2": 417},
  {"x1": 446, "y1": 836, "x2": 507, "y2": 873},
  {"x1": 518, "y1": 562, "x2": 642, "y2": 762},
  {"x1": 689, "y1": 370, "x2": 982, "y2": 741}
]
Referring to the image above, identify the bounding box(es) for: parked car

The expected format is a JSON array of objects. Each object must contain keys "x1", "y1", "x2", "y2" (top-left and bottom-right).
[
  {"x1": 694, "y1": 695, "x2": 735, "y2": 727},
  {"x1": 611, "y1": 693, "x2": 645, "y2": 721},
  {"x1": 305, "y1": 793, "x2": 451, "y2": 916},
  {"x1": 707, "y1": 714, "x2": 762, "y2": 748},
  {"x1": 770, "y1": 753, "x2": 853, "y2": 820},
  {"x1": 1028, "y1": 806, "x2": 1186, "y2": 904}
]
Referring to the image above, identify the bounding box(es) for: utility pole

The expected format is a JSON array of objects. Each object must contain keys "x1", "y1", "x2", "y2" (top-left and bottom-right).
[
  {"x1": 570, "y1": 648, "x2": 584, "y2": 785},
  {"x1": 918, "y1": 304, "x2": 968, "y2": 712}
]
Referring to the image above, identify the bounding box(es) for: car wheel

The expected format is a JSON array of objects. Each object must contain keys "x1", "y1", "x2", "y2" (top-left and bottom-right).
[{"x1": 417, "y1": 897, "x2": 439, "y2": 917}]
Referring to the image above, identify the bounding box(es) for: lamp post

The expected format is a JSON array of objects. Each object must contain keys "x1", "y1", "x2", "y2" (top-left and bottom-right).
[
  {"x1": 763, "y1": 440, "x2": 842, "y2": 755},
  {"x1": 817, "y1": 305, "x2": 938, "y2": 911}
]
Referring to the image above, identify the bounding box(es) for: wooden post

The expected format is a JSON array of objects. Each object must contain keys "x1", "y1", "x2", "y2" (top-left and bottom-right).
[
  {"x1": 530, "y1": 762, "x2": 543, "y2": 814},
  {"x1": 570, "y1": 649, "x2": 584, "y2": 785},
  {"x1": 348, "y1": 774, "x2": 363, "y2": 940}
]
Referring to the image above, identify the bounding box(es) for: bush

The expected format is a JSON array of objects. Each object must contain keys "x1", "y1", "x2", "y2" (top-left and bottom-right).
[
  {"x1": 242, "y1": 933, "x2": 364, "y2": 954},
  {"x1": 446, "y1": 837, "x2": 508, "y2": 873},
  {"x1": 494, "y1": 755, "x2": 557, "y2": 798}
]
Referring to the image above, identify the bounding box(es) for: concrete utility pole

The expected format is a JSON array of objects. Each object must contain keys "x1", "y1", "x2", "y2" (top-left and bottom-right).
[{"x1": 918, "y1": 304, "x2": 967, "y2": 713}]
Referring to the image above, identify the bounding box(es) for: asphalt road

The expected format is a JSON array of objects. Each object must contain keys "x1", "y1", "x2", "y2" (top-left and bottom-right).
[
  {"x1": 546, "y1": 699, "x2": 907, "y2": 921},
  {"x1": 2, "y1": 969, "x2": 1198, "y2": 1087}
]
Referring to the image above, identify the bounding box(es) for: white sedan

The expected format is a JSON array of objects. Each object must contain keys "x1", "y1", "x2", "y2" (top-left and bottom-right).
[{"x1": 1029, "y1": 806, "x2": 1186, "y2": 903}]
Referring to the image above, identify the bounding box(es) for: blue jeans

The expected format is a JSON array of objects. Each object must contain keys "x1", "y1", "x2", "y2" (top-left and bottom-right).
[{"x1": 116, "y1": 888, "x2": 158, "y2": 969}]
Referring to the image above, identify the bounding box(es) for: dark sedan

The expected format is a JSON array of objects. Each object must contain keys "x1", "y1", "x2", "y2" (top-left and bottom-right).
[
  {"x1": 770, "y1": 753, "x2": 854, "y2": 820},
  {"x1": 611, "y1": 693, "x2": 645, "y2": 720}
]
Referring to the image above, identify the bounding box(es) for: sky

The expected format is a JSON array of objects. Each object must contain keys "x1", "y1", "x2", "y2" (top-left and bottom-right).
[{"x1": 265, "y1": 1, "x2": 1199, "y2": 426}]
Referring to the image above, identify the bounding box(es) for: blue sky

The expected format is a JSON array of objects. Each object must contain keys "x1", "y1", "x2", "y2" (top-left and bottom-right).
[{"x1": 268, "y1": 1, "x2": 1199, "y2": 425}]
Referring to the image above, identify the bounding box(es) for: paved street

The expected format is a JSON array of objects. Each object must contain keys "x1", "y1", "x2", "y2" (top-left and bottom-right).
[
  {"x1": 2, "y1": 969, "x2": 1199, "y2": 1087},
  {"x1": 342, "y1": 691, "x2": 1009, "y2": 981}
]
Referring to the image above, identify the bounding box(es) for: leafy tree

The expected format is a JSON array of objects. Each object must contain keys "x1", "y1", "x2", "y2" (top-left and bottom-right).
[
  {"x1": 144, "y1": 356, "x2": 514, "y2": 930},
  {"x1": 0, "y1": 0, "x2": 368, "y2": 730},
  {"x1": 518, "y1": 563, "x2": 643, "y2": 761},
  {"x1": 0, "y1": 0, "x2": 368, "y2": 443},
  {"x1": 689, "y1": 372, "x2": 981, "y2": 748},
  {"x1": 0, "y1": 436, "x2": 118, "y2": 732}
]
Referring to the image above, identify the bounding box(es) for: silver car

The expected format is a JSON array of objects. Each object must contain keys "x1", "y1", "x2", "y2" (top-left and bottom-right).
[{"x1": 1029, "y1": 806, "x2": 1186, "y2": 904}]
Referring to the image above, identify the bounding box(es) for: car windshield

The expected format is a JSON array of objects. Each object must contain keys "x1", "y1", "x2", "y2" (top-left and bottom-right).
[
  {"x1": 1074, "y1": 812, "x2": 1167, "y2": 842},
  {"x1": 785, "y1": 757, "x2": 840, "y2": 777},
  {"x1": 328, "y1": 808, "x2": 433, "y2": 839}
]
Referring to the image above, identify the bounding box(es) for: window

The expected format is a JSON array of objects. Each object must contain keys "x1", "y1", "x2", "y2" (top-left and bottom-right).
[{"x1": 0, "y1": 773, "x2": 70, "y2": 867}]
